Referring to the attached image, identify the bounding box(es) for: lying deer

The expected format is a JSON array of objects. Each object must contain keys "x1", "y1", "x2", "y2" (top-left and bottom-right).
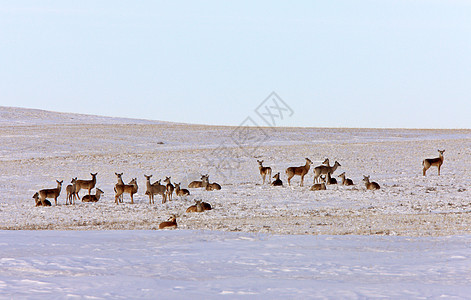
[
  {"x1": 271, "y1": 172, "x2": 283, "y2": 186},
  {"x1": 66, "y1": 177, "x2": 78, "y2": 205},
  {"x1": 38, "y1": 180, "x2": 63, "y2": 206},
  {"x1": 175, "y1": 182, "x2": 190, "y2": 197},
  {"x1": 81, "y1": 188, "x2": 104, "y2": 202},
  {"x1": 115, "y1": 178, "x2": 138, "y2": 204},
  {"x1": 159, "y1": 215, "x2": 177, "y2": 229},
  {"x1": 188, "y1": 174, "x2": 207, "y2": 188},
  {"x1": 313, "y1": 161, "x2": 341, "y2": 184},
  {"x1": 338, "y1": 172, "x2": 354, "y2": 186},
  {"x1": 164, "y1": 177, "x2": 175, "y2": 201},
  {"x1": 144, "y1": 175, "x2": 166, "y2": 204},
  {"x1": 257, "y1": 160, "x2": 272, "y2": 185},
  {"x1": 186, "y1": 199, "x2": 212, "y2": 212},
  {"x1": 202, "y1": 175, "x2": 221, "y2": 191},
  {"x1": 310, "y1": 175, "x2": 326, "y2": 191},
  {"x1": 423, "y1": 149, "x2": 445, "y2": 176},
  {"x1": 75, "y1": 173, "x2": 97, "y2": 198},
  {"x1": 286, "y1": 158, "x2": 312, "y2": 186},
  {"x1": 326, "y1": 172, "x2": 337, "y2": 185},
  {"x1": 363, "y1": 175, "x2": 380, "y2": 190},
  {"x1": 33, "y1": 192, "x2": 51, "y2": 206}
]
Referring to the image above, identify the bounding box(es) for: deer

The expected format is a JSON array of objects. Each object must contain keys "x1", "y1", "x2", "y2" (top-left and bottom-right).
[
  {"x1": 75, "y1": 173, "x2": 97, "y2": 198},
  {"x1": 313, "y1": 161, "x2": 341, "y2": 184},
  {"x1": 423, "y1": 149, "x2": 445, "y2": 176},
  {"x1": 338, "y1": 172, "x2": 354, "y2": 186},
  {"x1": 310, "y1": 175, "x2": 326, "y2": 191},
  {"x1": 164, "y1": 177, "x2": 175, "y2": 201},
  {"x1": 38, "y1": 180, "x2": 63, "y2": 206},
  {"x1": 144, "y1": 175, "x2": 167, "y2": 204},
  {"x1": 33, "y1": 192, "x2": 51, "y2": 206},
  {"x1": 363, "y1": 175, "x2": 380, "y2": 190},
  {"x1": 186, "y1": 199, "x2": 212, "y2": 213},
  {"x1": 202, "y1": 175, "x2": 221, "y2": 191},
  {"x1": 115, "y1": 178, "x2": 138, "y2": 204},
  {"x1": 257, "y1": 160, "x2": 272, "y2": 185},
  {"x1": 65, "y1": 177, "x2": 78, "y2": 205},
  {"x1": 271, "y1": 172, "x2": 283, "y2": 186},
  {"x1": 285, "y1": 158, "x2": 312, "y2": 186},
  {"x1": 114, "y1": 172, "x2": 125, "y2": 203},
  {"x1": 82, "y1": 188, "x2": 104, "y2": 202},
  {"x1": 188, "y1": 174, "x2": 207, "y2": 188},
  {"x1": 175, "y1": 182, "x2": 190, "y2": 197},
  {"x1": 159, "y1": 215, "x2": 177, "y2": 229},
  {"x1": 326, "y1": 172, "x2": 337, "y2": 185}
]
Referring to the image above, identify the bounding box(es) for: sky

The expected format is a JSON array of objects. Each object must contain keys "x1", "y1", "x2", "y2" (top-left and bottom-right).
[{"x1": 0, "y1": 1, "x2": 470, "y2": 129}]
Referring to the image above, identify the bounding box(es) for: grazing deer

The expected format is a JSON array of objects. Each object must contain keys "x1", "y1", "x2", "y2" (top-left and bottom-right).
[
  {"x1": 202, "y1": 175, "x2": 221, "y2": 191},
  {"x1": 186, "y1": 199, "x2": 211, "y2": 212},
  {"x1": 164, "y1": 177, "x2": 175, "y2": 201},
  {"x1": 326, "y1": 172, "x2": 337, "y2": 185},
  {"x1": 175, "y1": 182, "x2": 190, "y2": 197},
  {"x1": 310, "y1": 175, "x2": 327, "y2": 191},
  {"x1": 338, "y1": 172, "x2": 354, "y2": 186},
  {"x1": 423, "y1": 149, "x2": 445, "y2": 176},
  {"x1": 33, "y1": 192, "x2": 51, "y2": 206},
  {"x1": 144, "y1": 175, "x2": 167, "y2": 204},
  {"x1": 82, "y1": 188, "x2": 104, "y2": 202},
  {"x1": 257, "y1": 160, "x2": 272, "y2": 185},
  {"x1": 115, "y1": 178, "x2": 138, "y2": 204},
  {"x1": 285, "y1": 158, "x2": 312, "y2": 186},
  {"x1": 188, "y1": 174, "x2": 207, "y2": 188},
  {"x1": 271, "y1": 172, "x2": 283, "y2": 186},
  {"x1": 363, "y1": 175, "x2": 380, "y2": 190},
  {"x1": 159, "y1": 215, "x2": 177, "y2": 229},
  {"x1": 114, "y1": 172, "x2": 124, "y2": 203},
  {"x1": 38, "y1": 180, "x2": 63, "y2": 206},
  {"x1": 313, "y1": 161, "x2": 341, "y2": 184},
  {"x1": 75, "y1": 173, "x2": 97, "y2": 198},
  {"x1": 66, "y1": 177, "x2": 78, "y2": 205}
]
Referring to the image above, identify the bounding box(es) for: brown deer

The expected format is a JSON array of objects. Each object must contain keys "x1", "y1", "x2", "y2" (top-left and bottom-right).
[
  {"x1": 144, "y1": 175, "x2": 166, "y2": 204},
  {"x1": 159, "y1": 215, "x2": 177, "y2": 229},
  {"x1": 188, "y1": 174, "x2": 207, "y2": 188},
  {"x1": 33, "y1": 192, "x2": 51, "y2": 206},
  {"x1": 363, "y1": 175, "x2": 380, "y2": 190},
  {"x1": 164, "y1": 177, "x2": 175, "y2": 201},
  {"x1": 338, "y1": 172, "x2": 354, "y2": 186},
  {"x1": 38, "y1": 180, "x2": 63, "y2": 206},
  {"x1": 175, "y1": 182, "x2": 190, "y2": 197},
  {"x1": 202, "y1": 175, "x2": 221, "y2": 191},
  {"x1": 114, "y1": 172, "x2": 124, "y2": 203},
  {"x1": 75, "y1": 173, "x2": 97, "y2": 198},
  {"x1": 313, "y1": 161, "x2": 341, "y2": 184},
  {"x1": 326, "y1": 172, "x2": 337, "y2": 185},
  {"x1": 186, "y1": 199, "x2": 212, "y2": 212},
  {"x1": 115, "y1": 178, "x2": 138, "y2": 204},
  {"x1": 257, "y1": 160, "x2": 272, "y2": 185},
  {"x1": 423, "y1": 149, "x2": 445, "y2": 176},
  {"x1": 310, "y1": 175, "x2": 327, "y2": 191},
  {"x1": 285, "y1": 158, "x2": 312, "y2": 186},
  {"x1": 271, "y1": 172, "x2": 283, "y2": 186},
  {"x1": 66, "y1": 177, "x2": 78, "y2": 205},
  {"x1": 82, "y1": 188, "x2": 104, "y2": 202}
]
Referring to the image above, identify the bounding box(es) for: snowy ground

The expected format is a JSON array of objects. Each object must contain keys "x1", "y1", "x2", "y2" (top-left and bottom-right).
[{"x1": 1, "y1": 106, "x2": 471, "y2": 298}]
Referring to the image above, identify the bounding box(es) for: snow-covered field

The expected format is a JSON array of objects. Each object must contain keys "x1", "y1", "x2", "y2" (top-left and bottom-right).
[{"x1": 1, "y1": 106, "x2": 471, "y2": 298}]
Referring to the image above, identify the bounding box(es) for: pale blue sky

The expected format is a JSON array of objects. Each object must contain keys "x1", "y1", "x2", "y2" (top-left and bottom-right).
[{"x1": 1, "y1": 1, "x2": 470, "y2": 128}]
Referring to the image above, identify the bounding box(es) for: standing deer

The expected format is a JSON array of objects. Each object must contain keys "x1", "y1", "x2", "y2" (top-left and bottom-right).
[
  {"x1": 188, "y1": 174, "x2": 207, "y2": 188},
  {"x1": 285, "y1": 158, "x2": 312, "y2": 186},
  {"x1": 114, "y1": 172, "x2": 125, "y2": 203},
  {"x1": 144, "y1": 175, "x2": 167, "y2": 204},
  {"x1": 82, "y1": 188, "x2": 104, "y2": 202},
  {"x1": 338, "y1": 172, "x2": 354, "y2": 186},
  {"x1": 363, "y1": 175, "x2": 380, "y2": 190},
  {"x1": 257, "y1": 160, "x2": 272, "y2": 185},
  {"x1": 115, "y1": 178, "x2": 138, "y2": 204},
  {"x1": 310, "y1": 175, "x2": 327, "y2": 191},
  {"x1": 159, "y1": 215, "x2": 177, "y2": 229},
  {"x1": 175, "y1": 182, "x2": 190, "y2": 197},
  {"x1": 271, "y1": 172, "x2": 283, "y2": 186},
  {"x1": 38, "y1": 180, "x2": 63, "y2": 206},
  {"x1": 313, "y1": 161, "x2": 341, "y2": 184},
  {"x1": 75, "y1": 173, "x2": 97, "y2": 198},
  {"x1": 164, "y1": 177, "x2": 175, "y2": 201},
  {"x1": 66, "y1": 177, "x2": 78, "y2": 205},
  {"x1": 423, "y1": 149, "x2": 445, "y2": 176}
]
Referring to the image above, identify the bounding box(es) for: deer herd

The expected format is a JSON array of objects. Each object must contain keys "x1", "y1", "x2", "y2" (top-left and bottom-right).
[{"x1": 33, "y1": 149, "x2": 445, "y2": 229}]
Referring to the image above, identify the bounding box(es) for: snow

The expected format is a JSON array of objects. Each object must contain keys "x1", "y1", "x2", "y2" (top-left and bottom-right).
[{"x1": 1, "y1": 106, "x2": 471, "y2": 298}]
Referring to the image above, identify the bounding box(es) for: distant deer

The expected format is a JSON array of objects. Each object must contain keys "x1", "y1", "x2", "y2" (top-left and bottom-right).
[
  {"x1": 82, "y1": 188, "x2": 104, "y2": 202},
  {"x1": 310, "y1": 175, "x2": 326, "y2": 191},
  {"x1": 114, "y1": 172, "x2": 124, "y2": 203},
  {"x1": 65, "y1": 177, "x2": 78, "y2": 205},
  {"x1": 326, "y1": 172, "x2": 337, "y2": 185},
  {"x1": 75, "y1": 173, "x2": 97, "y2": 198},
  {"x1": 271, "y1": 172, "x2": 283, "y2": 186},
  {"x1": 338, "y1": 172, "x2": 354, "y2": 186},
  {"x1": 362, "y1": 175, "x2": 380, "y2": 190},
  {"x1": 202, "y1": 175, "x2": 221, "y2": 191},
  {"x1": 115, "y1": 178, "x2": 138, "y2": 204},
  {"x1": 186, "y1": 199, "x2": 212, "y2": 212},
  {"x1": 313, "y1": 161, "x2": 341, "y2": 184},
  {"x1": 164, "y1": 177, "x2": 175, "y2": 201},
  {"x1": 175, "y1": 182, "x2": 190, "y2": 197},
  {"x1": 257, "y1": 160, "x2": 272, "y2": 185},
  {"x1": 33, "y1": 192, "x2": 51, "y2": 206},
  {"x1": 159, "y1": 215, "x2": 177, "y2": 229},
  {"x1": 188, "y1": 174, "x2": 207, "y2": 188},
  {"x1": 423, "y1": 149, "x2": 445, "y2": 176},
  {"x1": 144, "y1": 175, "x2": 167, "y2": 204},
  {"x1": 38, "y1": 180, "x2": 63, "y2": 206},
  {"x1": 285, "y1": 158, "x2": 312, "y2": 186},
  {"x1": 322, "y1": 158, "x2": 330, "y2": 165}
]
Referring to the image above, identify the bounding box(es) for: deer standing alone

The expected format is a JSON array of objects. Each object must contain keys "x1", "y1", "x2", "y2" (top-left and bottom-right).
[
  {"x1": 338, "y1": 172, "x2": 354, "y2": 186},
  {"x1": 75, "y1": 173, "x2": 97, "y2": 198},
  {"x1": 38, "y1": 180, "x2": 63, "y2": 206},
  {"x1": 66, "y1": 177, "x2": 78, "y2": 205},
  {"x1": 313, "y1": 161, "x2": 341, "y2": 184},
  {"x1": 423, "y1": 149, "x2": 445, "y2": 176},
  {"x1": 257, "y1": 160, "x2": 272, "y2": 185},
  {"x1": 271, "y1": 172, "x2": 283, "y2": 186},
  {"x1": 285, "y1": 158, "x2": 312, "y2": 186},
  {"x1": 363, "y1": 175, "x2": 380, "y2": 190},
  {"x1": 144, "y1": 175, "x2": 167, "y2": 204},
  {"x1": 115, "y1": 178, "x2": 138, "y2": 204},
  {"x1": 82, "y1": 188, "x2": 104, "y2": 202}
]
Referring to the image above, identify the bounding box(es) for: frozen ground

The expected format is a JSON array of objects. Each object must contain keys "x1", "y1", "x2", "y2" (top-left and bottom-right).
[{"x1": 1, "y1": 106, "x2": 471, "y2": 298}]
